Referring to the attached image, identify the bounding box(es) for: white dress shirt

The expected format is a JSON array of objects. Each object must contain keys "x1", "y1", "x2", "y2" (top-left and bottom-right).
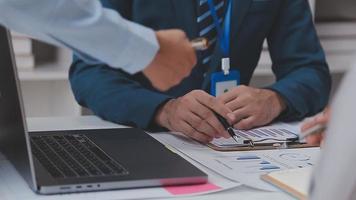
[
  {"x1": 0, "y1": 0, "x2": 159, "y2": 74},
  {"x1": 310, "y1": 65, "x2": 356, "y2": 200}
]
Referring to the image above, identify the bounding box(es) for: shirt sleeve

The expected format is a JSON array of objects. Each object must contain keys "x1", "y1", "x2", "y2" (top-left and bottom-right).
[
  {"x1": 265, "y1": 0, "x2": 331, "y2": 121},
  {"x1": 0, "y1": 0, "x2": 159, "y2": 74}
]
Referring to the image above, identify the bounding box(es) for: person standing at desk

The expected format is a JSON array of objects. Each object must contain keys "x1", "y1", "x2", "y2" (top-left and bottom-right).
[
  {"x1": 306, "y1": 66, "x2": 356, "y2": 200},
  {"x1": 70, "y1": 0, "x2": 331, "y2": 143},
  {"x1": 0, "y1": 0, "x2": 197, "y2": 91}
]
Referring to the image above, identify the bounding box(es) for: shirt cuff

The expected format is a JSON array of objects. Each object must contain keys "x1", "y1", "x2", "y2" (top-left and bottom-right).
[{"x1": 112, "y1": 19, "x2": 159, "y2": 74}]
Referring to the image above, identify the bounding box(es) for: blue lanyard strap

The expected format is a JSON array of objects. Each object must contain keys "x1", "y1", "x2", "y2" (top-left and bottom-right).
[{"x1": 207, "y1": 0, "x2": 232, "y2": 57}]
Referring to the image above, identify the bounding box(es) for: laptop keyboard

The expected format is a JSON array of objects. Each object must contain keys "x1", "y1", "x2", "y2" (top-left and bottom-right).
[{"x1": 30, "y1": 134, "x2": 128, "y2": 179}]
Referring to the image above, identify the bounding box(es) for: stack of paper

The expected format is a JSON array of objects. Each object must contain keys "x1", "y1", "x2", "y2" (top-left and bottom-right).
[{"x1": 11, "y1": 31, "x2": 35, "y2": 70}]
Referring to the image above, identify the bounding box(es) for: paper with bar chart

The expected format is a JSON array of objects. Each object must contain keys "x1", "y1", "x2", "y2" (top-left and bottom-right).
[
  {"x1": 203, "y1": 148, "x2": 319, "y2": 191},
  {"x1": 154, "y1": 123, "x2": 320, "y2": 191},
  {"x1": 211, "y1": 123, "x2": 300, "y2": 147}
]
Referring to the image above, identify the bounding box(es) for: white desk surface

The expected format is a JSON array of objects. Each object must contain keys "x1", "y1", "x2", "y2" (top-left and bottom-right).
[{"x1": 23, "y1": 116, "x2": 292, "y2": 200}]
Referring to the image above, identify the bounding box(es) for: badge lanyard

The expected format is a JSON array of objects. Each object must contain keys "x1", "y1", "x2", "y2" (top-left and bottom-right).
[
  {"x1": 207, "y1": 0, "x2": 240, "y2": 96},
  {"x1": 207, "y1": 0, "x2": 231, "y2": 57}
]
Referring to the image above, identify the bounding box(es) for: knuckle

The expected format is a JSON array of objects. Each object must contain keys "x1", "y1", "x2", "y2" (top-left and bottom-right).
[
  {"x1": 191, "y1": 89, "x2": 203, "y2": 97},
  {"x1": 190, "y1": 90, "x2": 198, "y2": 95},
  {"x1": 238, "y1": 121, "x2": 250, "y2": 130},
  {"x1": 244, "y1": 122, "x2": 252, "y2": 129},
  {"x1": 199, "y1": 119, "x2": 209, "y2": 129},
  {"x1": 232, "y1": 87, "x2": 240, "y2": 92},
  {"x1": 180, "y1": 95, "x2": 190, "y2": 103},
  {"x1": 196, "y1": 90, "x2": 204, "y2": 95},
  {"x1": 195, "y1": 134, "x2": 208, "y2": 143},
  {"x1": 245, "y1": 119, "x2": 256, "y2": 129},
  {"x1": 246, "y1": 93, "x2": 253, "y2": 99},
  {"x1": 202, "y1": 110, "x2": 211, "y2": 118},
  {"x1": 190, "y1": 131, "x2": 200, "y2": 141},
  {"x1": 178, "y1": 30, "x2": 187, "y2": 37},
  {"x1": 207, "y1": 96, "x2": 216, "y2": 105},
  {"x1": 216, "y1": 96, "x2": 224, "y2": 102},
  {"x1": 206, "y1": 100, "x2": 218, "y2": 111},
  {"x1": 192, "y1": 119, "x2": 203, "y2": 129},
  {"x1": 186, "y1": 126, "x2": 195, "y2": 136},
  {"x1": 239, "y1": 85, "x2": 247, "y2": 89},
  {"x1": 172, "y1": 29, "x2": 185, "y2": 37},
  {"x1": 205, "y1": 112, "x2": 214, "y2": 121}
]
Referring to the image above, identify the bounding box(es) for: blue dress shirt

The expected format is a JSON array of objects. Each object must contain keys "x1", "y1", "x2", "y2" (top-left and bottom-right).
[{"x1": 0, "y1": 0, "x2": 158, "y2": 74}]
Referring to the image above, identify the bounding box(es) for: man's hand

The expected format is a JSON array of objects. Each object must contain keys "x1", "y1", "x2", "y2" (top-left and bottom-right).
[
  {"x1": 155, "y1": 90, "x2": 232, "y2": 143},
  {"x1": 219, "y1": 85, "x2": 286, "y2": 130},
  {"x1": 143, "y1": 29, "x2": 197, "y2": 91},
  {"x1": 301, "y1": 108, "x2": 330, "y2": 146}
]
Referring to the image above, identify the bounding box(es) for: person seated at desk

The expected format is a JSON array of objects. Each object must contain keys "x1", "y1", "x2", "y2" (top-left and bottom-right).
[{"x1": 69, "y1": 0, "x2": 331, "y2": 143}]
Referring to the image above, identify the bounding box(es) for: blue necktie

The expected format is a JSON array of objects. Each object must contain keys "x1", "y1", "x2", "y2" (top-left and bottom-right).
[{"x1": 197, "y1": 0, "x2": 225, "y2": 69}]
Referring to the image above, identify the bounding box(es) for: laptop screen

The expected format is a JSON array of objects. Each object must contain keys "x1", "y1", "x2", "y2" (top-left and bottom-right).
[{"x1": 0, "y1": 26, "x2": 36, "y2": 190}]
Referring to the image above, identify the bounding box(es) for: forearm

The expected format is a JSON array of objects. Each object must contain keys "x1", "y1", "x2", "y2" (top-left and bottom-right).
[
  {"x1": 69, "y1": 59, "x2": 172, "y2": 129},
  {"x1": 267, "y1": 67, "x2": 331, "y2": 121},
  {"x1": 0, "y1": 0, "x2": 159, "y2": 73},
  {"x1": 267, "y1": 0, "x2": 331, "y2": 120}
]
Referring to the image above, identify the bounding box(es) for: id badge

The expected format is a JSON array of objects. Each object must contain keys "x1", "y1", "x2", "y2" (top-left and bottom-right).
[{"x1": 210, "y1": 70, "x2": 240, "y2": 97}]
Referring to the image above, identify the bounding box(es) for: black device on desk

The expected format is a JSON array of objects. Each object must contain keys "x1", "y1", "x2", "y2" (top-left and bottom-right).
[{"x1": 0, "y1": 26, "x2": 207, "y2": 194}]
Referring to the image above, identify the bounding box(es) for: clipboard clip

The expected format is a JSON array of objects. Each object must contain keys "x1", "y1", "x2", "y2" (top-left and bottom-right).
[{"x1": 233, "y1": 131, "x2": 299, "y2": 148}]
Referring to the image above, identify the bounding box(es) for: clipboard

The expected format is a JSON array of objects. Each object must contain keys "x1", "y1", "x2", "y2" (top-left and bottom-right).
[{"x1": 207, "y1": 127, "x2": 317, "y2": 152}]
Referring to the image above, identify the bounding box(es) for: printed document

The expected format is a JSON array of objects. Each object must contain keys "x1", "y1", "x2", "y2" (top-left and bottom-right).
[
  {"x1": 151, "y1": 123, "x2": 320, "y2": 191},
  {"x1": 211, "y1": 122, "x2": 301, "y2": 147}
]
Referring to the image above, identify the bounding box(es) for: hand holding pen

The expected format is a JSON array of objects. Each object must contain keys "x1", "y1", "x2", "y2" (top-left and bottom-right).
[
  {"x1": 191, "y1": 37, "x2": 209, "y2": 51},
  {"x1": 212, "y1": 111, "x2": 241, "y2": 143},
  {"x1": 192, "y1": 38, "x2": 242, "y2": 143},
  {"x1": 300, "y1": 108, "x2": 330, "y2": 146}
]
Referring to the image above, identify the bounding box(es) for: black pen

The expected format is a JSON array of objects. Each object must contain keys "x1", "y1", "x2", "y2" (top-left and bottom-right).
[{"x1": 213, "y1": 111, "x2": 240, "y2": 143}]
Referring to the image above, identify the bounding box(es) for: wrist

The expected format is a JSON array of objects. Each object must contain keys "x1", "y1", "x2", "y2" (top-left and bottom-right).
[
  {"x1": 270, "y1": 90, "x2": 287, "y2": 116},
  {"x1": 262, "y1": 89, "x2": 286, "y2": 116},
  {"x1": 155, "y1": 99, "x2": 175, "y2": 128},
  {"x1": 142, "y1": 61, "x2": 165, "y2": 90}
]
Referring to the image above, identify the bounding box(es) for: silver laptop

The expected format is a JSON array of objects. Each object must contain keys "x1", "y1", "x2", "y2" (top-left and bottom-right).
[{"x1": 0, "y1": 26, "x2": 207, "y2": 194}]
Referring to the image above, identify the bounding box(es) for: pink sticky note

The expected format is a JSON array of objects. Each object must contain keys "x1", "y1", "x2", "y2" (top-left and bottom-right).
[{"x1": 164, "y1": 182, "x2": 221, "y2": 195}]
